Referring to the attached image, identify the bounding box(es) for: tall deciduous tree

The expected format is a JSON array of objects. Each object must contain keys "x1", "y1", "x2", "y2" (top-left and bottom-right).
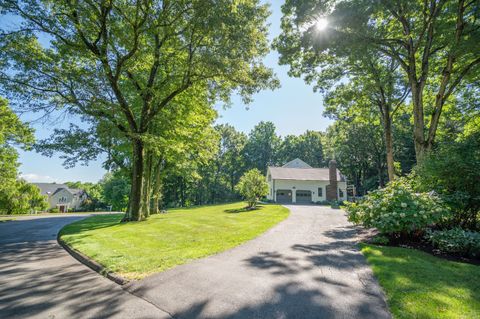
[
  {"x1": 275, "y1": 0, "x2": 480, "y2": 162},
  {"x1": 277, "y1": 130, "x2": 325, "y2": 167},
  {"x1": 0, "y1": 0, "x2": 277, "y2": 221},
  {"x1": 0, "y1": 98, "x2": 47, "y2": 214},
  {"x1": 244, "y1": 121, "x2": 281, "y2": 173}
]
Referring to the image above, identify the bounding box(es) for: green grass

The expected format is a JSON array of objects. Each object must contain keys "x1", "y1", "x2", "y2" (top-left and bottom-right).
[
  {"x1": 59, "y1": 202, "x2": 289, "y2": 280},
  {"x1": 361, "y1": 244, "x2": 480, "y2": 319}
]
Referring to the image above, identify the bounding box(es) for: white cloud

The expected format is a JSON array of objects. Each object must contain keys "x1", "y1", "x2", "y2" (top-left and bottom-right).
[{"x1": 20, "y1": 173, "x2": 57, "y2": 183}]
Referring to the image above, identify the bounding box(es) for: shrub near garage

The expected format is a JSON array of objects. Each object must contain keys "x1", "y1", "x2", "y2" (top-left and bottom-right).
[{"x1": 345, "y1": 177, "x2": 450, "y2": 237}]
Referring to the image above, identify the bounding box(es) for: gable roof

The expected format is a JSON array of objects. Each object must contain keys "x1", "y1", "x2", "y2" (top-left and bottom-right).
[
  {"x1": 268, "y1": 167, "x2": 344, "y2": 181},
  {"x1": 33, "y1": 183, "x2": 69, "y2": 195},
  {"x1": 282, "y1": 158, "x2": 312, "y2": 168},
  {"x1": 33, "y1": 183, "x2": 85, "y2": 196},
  {"x1": 268, "y1": 158, "x2": 345, "y2": 182}
]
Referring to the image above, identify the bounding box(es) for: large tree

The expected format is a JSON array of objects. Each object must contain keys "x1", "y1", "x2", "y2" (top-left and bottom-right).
[
  {"x1": 277, "y1": 130, "x2": 325, "y2": 167},
  {"x1": 0, "y1": 0, "x2": 277, "y2": 221},
  {"x1": 0, "y1": 98, "x2": 47, "y2": 214},
  {"x1": 275, "y1": 0, "x2": 480, "y2": 162},
  {"x1": 243, "y1": 121, "x2": 281, "y2": 173}
]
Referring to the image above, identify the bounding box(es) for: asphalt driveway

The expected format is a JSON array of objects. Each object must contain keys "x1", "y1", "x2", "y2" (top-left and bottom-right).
[
  {"x1": 0, "y1": 207, "x2": 391, "y2": 319},
  {"x1": 127, "y1": 205, "x2": 391, "y2": 319},
  {"x1": 0, "y1": 214, "x2": 169, "y2": 319}
]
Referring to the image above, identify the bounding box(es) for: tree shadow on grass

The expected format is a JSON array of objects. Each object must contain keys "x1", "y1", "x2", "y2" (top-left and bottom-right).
[{"x1": 224, "y1": 206, "x2": 263, "y2": 214}]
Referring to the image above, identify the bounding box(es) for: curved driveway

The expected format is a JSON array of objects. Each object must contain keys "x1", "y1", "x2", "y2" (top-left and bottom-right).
[
  {"x1": 0, "y1": 206, "x2": 391, "y2": 319},
  {"x1": 0, "y1": 214, "x2": 169, "y2": 319},
  {"x1": 127, "y1": 205, "x2": 391, "y2": 319}
]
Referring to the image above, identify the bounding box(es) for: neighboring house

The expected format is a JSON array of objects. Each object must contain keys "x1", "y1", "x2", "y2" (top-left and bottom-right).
[
  {"x1": 33, "y1": 183, "x2": 88, "y2": 212},
  {"x1": 266, "y1": 158, "x2": 347, "y2": 204}
]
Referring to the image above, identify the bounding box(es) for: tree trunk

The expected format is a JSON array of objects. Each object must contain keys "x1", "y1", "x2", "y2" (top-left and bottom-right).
[
  {"x1": 411, "y1": 84, "x2": 426, "y2": 162},
  {"x1": 383, "y1": 112, "x2": 395, "y2": 182},
  {"x1": 125, "y1": 139, "x2": 146, "y2": 221},
  {"x1": 151, "y1": 158, "x2": 164, "y2": 214},
  {"x1": 142, "y1": 151, "x2": 153, "y2": 218}
]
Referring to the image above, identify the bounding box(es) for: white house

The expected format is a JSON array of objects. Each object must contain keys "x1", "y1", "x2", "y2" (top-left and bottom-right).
[
  {"x1": 266, "y1": 159, "x2": 347, "y2": 204},
  {"x1": 33, "y1": 183, "x2": 88, "y2": 212}
]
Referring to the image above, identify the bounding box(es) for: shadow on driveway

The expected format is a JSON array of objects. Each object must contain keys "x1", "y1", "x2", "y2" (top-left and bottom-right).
[{"x1": 0, "y1": 216, "x2": 166, "y2": 319}]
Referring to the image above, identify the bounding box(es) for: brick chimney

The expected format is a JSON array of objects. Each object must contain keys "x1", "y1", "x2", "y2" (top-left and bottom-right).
[{"x1": 326, "y1": 160, "x2": 338, "y2": 201}]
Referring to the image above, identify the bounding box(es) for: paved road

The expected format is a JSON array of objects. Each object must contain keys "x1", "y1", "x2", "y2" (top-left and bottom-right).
[
  {"x1": 127, "y1": 206, "x2": 391, "y2": 319},
  {"x1": 0, "y1": 214, "x2": 170, "y2": 319}
]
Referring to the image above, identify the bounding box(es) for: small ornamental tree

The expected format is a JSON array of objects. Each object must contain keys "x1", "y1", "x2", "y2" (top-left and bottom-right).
[{"x1": 235, "y1": 169, "x2": 269, "y2": 209}]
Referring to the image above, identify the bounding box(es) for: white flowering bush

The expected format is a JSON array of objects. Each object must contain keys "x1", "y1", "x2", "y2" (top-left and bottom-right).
[{"x1": 344, "y1": 177, "x2": 450, "y2": 236}]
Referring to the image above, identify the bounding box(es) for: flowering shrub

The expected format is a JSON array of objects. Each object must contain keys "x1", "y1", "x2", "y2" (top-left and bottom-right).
[
  {"x1": 344, "y1": 177, "x2": 450, "y2": 236},
  {"x1": 427, "y1": 228, "x2": 480, "y2": 257}
]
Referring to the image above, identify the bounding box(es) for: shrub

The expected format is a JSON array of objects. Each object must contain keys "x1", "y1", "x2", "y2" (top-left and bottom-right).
[
  {"x1": 370, "y1": 235, "x2": 390, "y2": 245},
  {"x1": 427, "y1": 228, "x2": 480, "y2": 257},
  {"x1": 344, "y1": 177, "x2": 450, "y2": 237},
  {"x1": 330, "y1": 200, "x2": 340, "y2": 209},
  {"x1": 49, "y1": 207, "x2": 59, "y2": 213},
  {"x1": 235, "y1": 169, "x2": 269, "y2": 209},
  {"x1": 414, "y1": 131, "x2": 480, "y2": 230}
]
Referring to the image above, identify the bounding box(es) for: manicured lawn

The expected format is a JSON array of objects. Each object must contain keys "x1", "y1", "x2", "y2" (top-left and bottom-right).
[
  {"x1": 361, "y1": 244, "x2": 480, "y2": 319},
  {"x1": 59, "y1": 202, "x2": 289, "y2": 280}
]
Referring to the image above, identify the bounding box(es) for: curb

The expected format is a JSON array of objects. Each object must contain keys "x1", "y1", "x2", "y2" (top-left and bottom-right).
[{"x1": 57, "y1": 235, "x2": 129, "y2": 286}]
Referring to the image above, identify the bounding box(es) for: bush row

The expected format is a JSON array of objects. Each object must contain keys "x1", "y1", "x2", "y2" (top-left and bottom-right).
[{"x1": 344, "y1": 176, "x2": 480, "y2": 257}]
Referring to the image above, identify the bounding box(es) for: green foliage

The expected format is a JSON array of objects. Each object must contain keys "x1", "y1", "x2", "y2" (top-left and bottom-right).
[
  {"x1": 0, "y1": 180, "x2": 48, "y2": 214},
  {"x1": 427, "y1": 228, "x2": 480, "y2": 258},
  {"x1": 100, "y1": 172, "x2": 130, "y2": 212},
  {"x1": 244, "y1": 121, "x2": 281, "y2": 173},
  {"x1": 235, "y1": 169, "x2": 269, "y2": 209},
  {"x1": 1, "y1": 0, "x2": 277, "y2": 221},
  {"x1": 276, "y1": 0, "x2": 480, "y2": 160},
  {"x1": 415, "y1": 131, "x2": 480, "y2": 230},
  {"x1": 0, "y1": 97, "x2": 34, "y2": 189},
  {"x1": 345, "y1": 177, "x2": 450, "y2": 236},
  {"x1": 65, "y1": 181, "x2": 104, "y2": 211},
  {"x1": 0, "y1": 98, "x2": 41, "y2": 214},
  {"x1": 370, "y1": 235, "x2": 390, "y2": 245},
  {"x1": 276, "y1": 130, "x2": 325, "y2": 168}
]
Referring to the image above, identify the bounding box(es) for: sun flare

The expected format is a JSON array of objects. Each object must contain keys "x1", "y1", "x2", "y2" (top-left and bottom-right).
[{"x1": 315, "y1": 18, "x2": 328, "y2": 31}]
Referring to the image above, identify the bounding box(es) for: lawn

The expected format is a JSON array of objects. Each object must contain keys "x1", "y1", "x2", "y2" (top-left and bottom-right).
[
  {"x1": 361, "y1": 244, "x2": 480, "y2": 319},
  {"x1": 59, "y1": 202, "x2": 289, "y2": 280}
]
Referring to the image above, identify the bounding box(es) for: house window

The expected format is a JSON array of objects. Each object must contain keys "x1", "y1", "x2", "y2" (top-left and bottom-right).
[
  {"x1": 318, "y1": 187, "x2": 323, "y2": 197},
  {"x1": 339, "y1": 189, "x2": 344, "y2": 198},
  {"x1": 268, "y1": 174, "x2": 271, "y2": 181}
]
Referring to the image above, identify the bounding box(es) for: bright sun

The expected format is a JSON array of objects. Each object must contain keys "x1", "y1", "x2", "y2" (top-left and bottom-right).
[{"x1": 315, "y1": 18, "x2": 328, "y2": 31}]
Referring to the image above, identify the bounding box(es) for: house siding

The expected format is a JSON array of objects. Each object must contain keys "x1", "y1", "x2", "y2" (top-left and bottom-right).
[{"x1": 267, "y1": 179, "x2": 347, "y2": 203}]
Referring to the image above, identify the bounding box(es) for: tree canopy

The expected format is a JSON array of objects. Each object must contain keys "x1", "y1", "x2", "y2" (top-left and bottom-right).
[{"x1": 0, "y1": 0, "x2": 278, "y2": 221}]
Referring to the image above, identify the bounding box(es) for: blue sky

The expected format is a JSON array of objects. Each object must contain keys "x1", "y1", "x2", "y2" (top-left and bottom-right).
[{"x1": 15, "y1": 1, "x2": 332, "y2": 183}]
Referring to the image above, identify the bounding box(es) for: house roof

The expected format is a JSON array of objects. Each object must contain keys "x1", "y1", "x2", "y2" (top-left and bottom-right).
[
  {"x1": 282, "y1": 158, "x2": 312, "y2": 168},
  {"x1": 268, "y1": 167, "x2": 345, "y2": 181},
  {"x1": 33, "y1": 183, "x2": 85, "y2": 196},
  {"x1": 268, "y1": 158, "x2": 346, "y2": 182},
  {"x1": 33, "y1": 183, "x2": 69, "y2": 195}
]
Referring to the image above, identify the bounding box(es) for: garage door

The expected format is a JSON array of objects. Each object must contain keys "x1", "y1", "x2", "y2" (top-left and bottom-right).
[
  {"x1": 296, "y1": 190, "x2": 312, "y2": 204},
  {"x1": 276, "y1": 190, "x2": 292, "y2": 203}
]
